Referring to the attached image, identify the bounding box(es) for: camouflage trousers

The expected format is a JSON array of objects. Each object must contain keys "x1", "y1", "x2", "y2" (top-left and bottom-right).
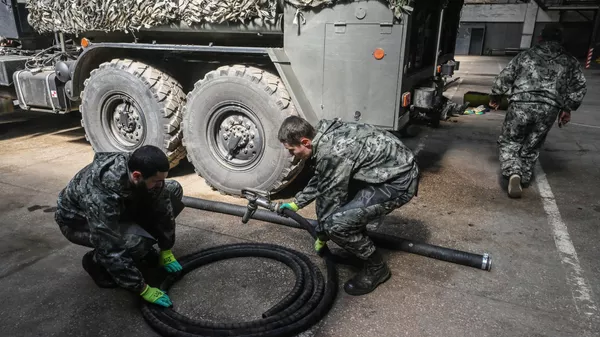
[
  {"x1": 55, "y1": 180, "x2": 184, "y2": 261},
  {"x1": 320, "y1": 165, "x2": 419, "y2": 260},
  {"x1": 498, "y1": 102, "x2": 560, "y2": 184}
]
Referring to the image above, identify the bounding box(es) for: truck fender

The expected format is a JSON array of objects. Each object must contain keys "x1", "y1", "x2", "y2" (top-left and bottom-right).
[{"x1": 70, "y1": 42, "x2": 272, "y2": 100}]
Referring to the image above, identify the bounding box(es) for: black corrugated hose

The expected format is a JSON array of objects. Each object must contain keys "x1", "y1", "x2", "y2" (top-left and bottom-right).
[{"x1": 141, "y1": 209, "x2": 338, "y2": 337}]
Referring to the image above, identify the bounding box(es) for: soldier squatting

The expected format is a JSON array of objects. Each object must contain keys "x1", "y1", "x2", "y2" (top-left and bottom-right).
[
  {"x1": 55, "y1": 145, "x2": 184, "y2": 307},
  {"x1": 277, "y1": 116, "x2": 420, "y2": 295},
  {"x1": 55, "y1": 23, "x2": 588, "y2": 304}
]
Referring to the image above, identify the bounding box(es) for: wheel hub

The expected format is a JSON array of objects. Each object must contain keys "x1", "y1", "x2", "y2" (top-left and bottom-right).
[
  {"x1": 208, "y1": 104, "x2": 264, "y2": 170},
  {"x1": 105, "y1": 96, "x2": 145, "y2": 148},
  {"x1": 219, "y1": 115, "x2": 259, "y2": 161}
]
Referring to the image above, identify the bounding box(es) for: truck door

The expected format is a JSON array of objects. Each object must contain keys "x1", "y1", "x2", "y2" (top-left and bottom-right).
[{"x1": 321, "y1": 22, "x2": 403, "y2": 128}]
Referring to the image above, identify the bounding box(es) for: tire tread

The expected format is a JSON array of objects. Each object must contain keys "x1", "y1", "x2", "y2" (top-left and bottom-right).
[
  {"x1": 80, "y1": 59, "x2": 186, "y2": 168},
  {"x1": 182, "y1": 65, "x2": 303, "y2": 196}
]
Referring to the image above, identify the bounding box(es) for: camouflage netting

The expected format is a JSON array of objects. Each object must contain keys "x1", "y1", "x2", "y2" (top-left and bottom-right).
[{"x1": 26, "y1": 0, "x2": 411, "y2": 34}]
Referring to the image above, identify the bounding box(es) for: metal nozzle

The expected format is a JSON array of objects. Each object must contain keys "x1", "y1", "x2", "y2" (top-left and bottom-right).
[
  {"x1": 241, "y1": 188, "x2": 277, "y2": 223},
  {"x1": 242, "y1": 203, "x2": 257, "y2": 224}
]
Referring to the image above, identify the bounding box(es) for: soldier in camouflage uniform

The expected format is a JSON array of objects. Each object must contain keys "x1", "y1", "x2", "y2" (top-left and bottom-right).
[
  {"x1": 278, "y1": 116, "x2": 419, "y2": 296},
  {"x1": 54, "y1": 145, "x2": 185, "y2": 307},
  {"x1": 490, "y1": 24, "x2": 587, "y2": 198}
]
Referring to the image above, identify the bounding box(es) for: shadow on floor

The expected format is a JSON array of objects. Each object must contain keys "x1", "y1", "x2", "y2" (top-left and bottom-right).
[
  {"x1": 376, "y1": 215, "x2": 431, "y2": 245},
  {"x1": 0, "y1": 111, "x2": 82, "y2": 141}
]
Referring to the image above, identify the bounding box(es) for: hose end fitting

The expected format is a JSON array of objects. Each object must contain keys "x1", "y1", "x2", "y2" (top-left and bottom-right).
[{"x1": 481, "y1": 253, "x2": 492, "y2": 271}]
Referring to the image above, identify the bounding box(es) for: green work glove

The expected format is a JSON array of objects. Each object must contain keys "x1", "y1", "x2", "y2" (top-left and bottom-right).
[
  {"x1": 160, "y1": 249, "x2": 182, "y2": 273},
  {"x1": 140, "y1": 284, "x2": 172, "y2": 307},
  {"x1": 314, "y1": 233, "x2": 329, "y2": 254},
  {"x1": 279, "y1": 202, "x2": 299, "y2": 213},
  {"x1": 314, "y1": 238, "x2": 327, "y2": 253}
]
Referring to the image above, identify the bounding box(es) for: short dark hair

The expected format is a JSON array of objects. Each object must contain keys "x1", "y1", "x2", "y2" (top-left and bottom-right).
[
  {"x1": 128, "y1": 145, "x2": 170, "y2": 178},
  {"x1": 541, "y1": 23, "x2": 563, "y2": 43},
  {"x1": 278, "y1": 116, "x2": 316, "y2": 146}
]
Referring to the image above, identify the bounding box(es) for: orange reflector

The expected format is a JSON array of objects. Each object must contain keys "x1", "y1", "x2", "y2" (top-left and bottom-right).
[
  {"x1": 81, "y1": 38, "x2": 90, "y2": 48},
  {"x1": 373, "y1": 48, "x2": 385, "y2": 60},
  {"x1": 437, "y1": 65, "x2": 442, "y2": 73},
  {"x1": 402, "y1": 92, "x2": 411, "y2": 108}
]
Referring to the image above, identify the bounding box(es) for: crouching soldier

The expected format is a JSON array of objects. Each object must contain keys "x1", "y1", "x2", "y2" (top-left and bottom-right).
[
  {"x1": 54, "y1": 145, "x2": 185, "y2": 307},
  {"x1": 277, "y1": 116, "x2": 420, "y2": 295}
]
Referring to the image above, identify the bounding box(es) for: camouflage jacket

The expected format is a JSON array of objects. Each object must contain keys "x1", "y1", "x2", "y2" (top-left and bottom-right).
[
  {"x1": 57, "y1": 152, "x2": 176, "y2": 292},
  {"x1": 293, "y1": 119, "x2": 417, "y2": 222},
  {"x1": 491, "y1": 41, "x2": 587, "y2": 112}
]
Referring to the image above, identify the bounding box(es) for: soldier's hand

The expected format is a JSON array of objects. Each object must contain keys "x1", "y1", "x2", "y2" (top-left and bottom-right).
[
  {"x1": 140, "y1": 284, "x2": 173, "y2": 307},
  {"x1": 160, "y1": 249, "x2": 182, "y2": 273},
  {"x1": 558, "y1": 111, "x2": 571, "y2": 128},
  {"x1": 314, "y1": 238, "x2": 327, "y2": 254},
  {"x1": 314, "y1": 232, "x2": 329, "y2": 255},
  {"x1": 489, "y1": 100, "x2": 499, "y2": 110},
  {"x1": 278, "y1": 202, "x2": 299, "y2": 214}
]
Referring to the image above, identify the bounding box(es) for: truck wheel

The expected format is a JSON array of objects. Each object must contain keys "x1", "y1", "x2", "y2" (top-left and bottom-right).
[
  {"x1": 182, "y1": 65, "x2": 303, "y2": 196},
  {"x1": 80, "y1": 59, "x2": 186, "y2": 168}
]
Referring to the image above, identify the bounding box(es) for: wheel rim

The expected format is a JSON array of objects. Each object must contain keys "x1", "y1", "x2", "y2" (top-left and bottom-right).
[
  {"x1": 100, "y1": 93, "x2": 146, "y2": 149},
  {"x1": 206, "y1": 101, "x2": 265, "y2": 171}
]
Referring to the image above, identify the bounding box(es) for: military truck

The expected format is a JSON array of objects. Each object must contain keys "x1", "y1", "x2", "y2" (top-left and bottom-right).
[{"x1": 1, "y1": 0, "x2": 464, "y2": 195}]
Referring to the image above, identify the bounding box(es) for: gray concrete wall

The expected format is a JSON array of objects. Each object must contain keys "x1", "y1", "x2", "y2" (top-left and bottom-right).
[
  {"x1": 458, "y1": 3, "x2": 595, "y2": 56},
  {"x1": 460, "y1": 4, "x2": 527, "y2": 22},
  {"x1": 455, "y1": 22, "x2": 523, "y2": 55}
]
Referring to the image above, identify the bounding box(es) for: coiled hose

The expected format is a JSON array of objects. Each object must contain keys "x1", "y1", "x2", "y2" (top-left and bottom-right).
[{"x1": 141, "y1": 210, "x2": 338, "y2": 337}]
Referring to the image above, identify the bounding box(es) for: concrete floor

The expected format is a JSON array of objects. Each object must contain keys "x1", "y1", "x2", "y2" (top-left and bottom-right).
[{"x1": 1, "y1": 56, "x2": 599, "y2": 337}]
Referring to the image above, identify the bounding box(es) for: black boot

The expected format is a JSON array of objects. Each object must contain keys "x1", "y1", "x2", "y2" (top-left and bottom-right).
[
  {"x1": 82, "y1": 250, "x2": 118, "y2": 288},
  {"x1": 344, "y1": 250, "x2": 391, "y2": 296}
]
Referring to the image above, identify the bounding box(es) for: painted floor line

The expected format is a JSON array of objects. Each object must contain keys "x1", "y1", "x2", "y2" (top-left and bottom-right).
[
  {"x1": 569, "y1": 122, "x2": 600, "y2": 130},
  {"x1": 535, "y1": 162, "x2": 598, "y2": 317}
]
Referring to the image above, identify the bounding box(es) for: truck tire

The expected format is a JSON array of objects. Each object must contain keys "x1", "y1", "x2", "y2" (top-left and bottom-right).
[
  {"x1": 182, "y1": 65, "x2": 303, "y2": 196},
  {"x1": 80, "y1": 59, "x2": 186, "y2": 168}
]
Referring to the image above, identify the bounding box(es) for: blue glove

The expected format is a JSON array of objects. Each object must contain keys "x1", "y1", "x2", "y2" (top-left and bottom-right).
[{"x1": 160, "y1": 249, "x2": 182, "y2": 273}]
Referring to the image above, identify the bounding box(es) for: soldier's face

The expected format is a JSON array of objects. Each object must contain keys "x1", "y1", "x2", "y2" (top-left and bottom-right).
[
  {"x1": 283, "y1": 139, "x2": 312, "y2": 160},
  {"x1": 132, "y1": 171, "x2": 168, "y2": 191},
  {"x1": 144, "y1": 171, "x2": 168, "y2": 190}
]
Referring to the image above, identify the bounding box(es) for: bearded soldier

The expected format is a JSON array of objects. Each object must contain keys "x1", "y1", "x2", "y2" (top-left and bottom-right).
[{"x1": 55, "y1": 145, "x2": 184, "y2": 307}]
